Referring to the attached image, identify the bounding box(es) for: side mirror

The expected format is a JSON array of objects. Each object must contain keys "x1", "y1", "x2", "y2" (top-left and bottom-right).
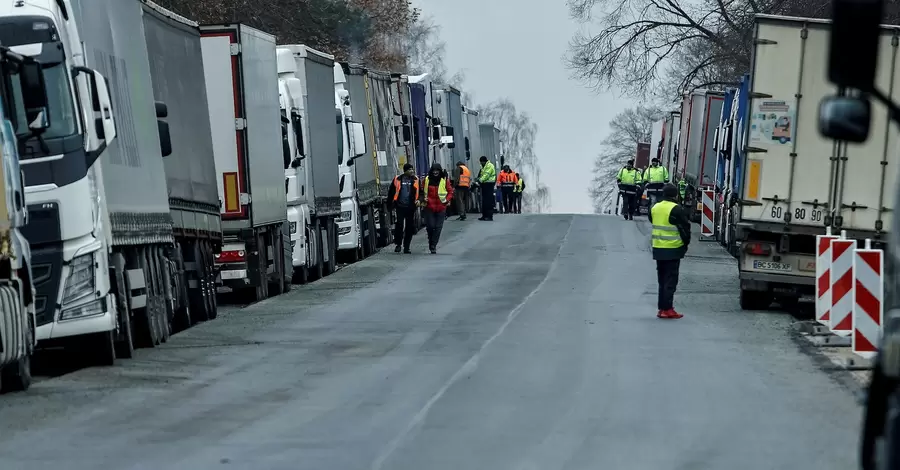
[
  {"x1": 18, "y1": 60, "x2": 50, "y2": 131},
  {"x1": 75, "y1": 66, "x2": 116, "y2": 165},
  {"x1": 290, "y1": 109, "x2": 306, "y2": 159},
  {"x1": 155, "y1": 101, "x2": 172, "y2": 157},
  {"x1": 350, "y1": 121, "x2": 366, "y2": 157},
  {"x1": 346, "y1": 157, "x2": 354, "y2": 167},
  {"x1": 818, "y1": 95, "x2": 871, "y2": 143},
  {"x1": 828, "y1": 0, "x2": 882, "y2": 90}
]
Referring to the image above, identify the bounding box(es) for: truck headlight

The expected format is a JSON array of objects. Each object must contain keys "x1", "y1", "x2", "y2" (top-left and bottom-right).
[
  {"x1": 290, "y1": 221, "x2": 298, "y2": 234},
  {"x1": 338, "y1": 210, "x2": 352, "y2": 222},
  {"x1": 62, "y1": 253, "x2": 95, "y2": 306}
]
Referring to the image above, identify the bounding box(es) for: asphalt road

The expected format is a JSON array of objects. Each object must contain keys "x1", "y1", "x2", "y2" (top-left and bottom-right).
[{"x1": 0, "y1": 214, "x2": 861, "y2": 469}]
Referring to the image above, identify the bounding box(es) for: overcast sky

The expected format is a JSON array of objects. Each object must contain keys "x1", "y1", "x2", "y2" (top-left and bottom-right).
[{"x1": 414, "y1": 0, "x2": 635, "y2": 213}]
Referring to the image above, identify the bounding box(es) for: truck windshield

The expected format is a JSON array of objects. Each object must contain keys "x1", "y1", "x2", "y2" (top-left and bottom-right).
[{"x1": 8, "y1": 61, "x2": 78, "y2": 142}]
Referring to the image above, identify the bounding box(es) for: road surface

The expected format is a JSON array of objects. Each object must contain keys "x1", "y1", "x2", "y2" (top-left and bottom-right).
[{"x1": 0, "y1": 214, "x2": 861, "y2": 469}]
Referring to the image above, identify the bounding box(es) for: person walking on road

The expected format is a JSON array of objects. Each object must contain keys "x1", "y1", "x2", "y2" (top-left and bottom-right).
[
  {"x1": 387, "y1": 163, "x2": 419, "y2": 253},
  {"x1": 477, "y1": 156, "x2": 496, "y2": 221},
  {"x1": 616, "y1": 159, "x2": 642, "y2": 220},
  {"x1": 513, "y1": 172, "x2": 525, "y2": 213},
  {"x1": 420, "y1": 163, "x2": 454, "y2": 254},
  {"x1": 649, "y1": 183, "x2": 690, "y2": 319},
  {"x1": 453, "y1": 161, "x2": 471, "y2": 220}
]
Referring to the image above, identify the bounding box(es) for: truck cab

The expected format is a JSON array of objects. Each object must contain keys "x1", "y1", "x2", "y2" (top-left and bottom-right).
[
  {"x1": 0, "y1": 0, "x2": 121, "y2": 360},
  {"x1": 333, "y1": 64, "x2": 366, "y2": 260}
]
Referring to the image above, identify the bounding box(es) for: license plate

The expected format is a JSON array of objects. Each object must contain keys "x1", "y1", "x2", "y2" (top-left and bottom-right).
[
  {"x1": 220, "y1": 270, "x2": 244, "y2": 280},
  {"x1": 753, "y1": 261, "x2": 792, "y2": 272}
]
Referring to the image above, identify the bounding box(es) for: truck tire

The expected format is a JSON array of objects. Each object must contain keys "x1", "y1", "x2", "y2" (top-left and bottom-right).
[
  {"x1": 740, "y1": 288, "x2": 772, "y2": 311},
  {"x1": 268, "y1": 231, "x2": 284, "y2": 296},
  {"x1": 87, "y1": 330, "x2": 116, "y2": 366},
  {"x1": 310, "y1": 219, "x2": 324, "y2": 281},
  {"x1": 323, "y1": 218, "x2": 337, "y2": 275},
  {"x1": 201, "y1": 241, "x2": 218, "y2": 320},
  {"x1": 1, "y1": 314, "x2": 32, "y2": 392},
  {"x1": 253, "y1": 233, "x2": 270, "y2": 302}
]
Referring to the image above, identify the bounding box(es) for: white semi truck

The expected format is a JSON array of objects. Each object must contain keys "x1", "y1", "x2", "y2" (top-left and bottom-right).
[
  {"x1": 276, "y1": 45, "x2": 340, "y2": 283},
  {"x1": 0, "y1": 0, "x2": 207, "y2": 365},
  {"x1": 735, "y1": 14, "x2": 900, "y2": 309},
  {"x1": 332, "y1": 63, "x2": 367, "y2": 262},
  {"x1": 0, "y1": 46, "x2": 49, "y2": 391}
]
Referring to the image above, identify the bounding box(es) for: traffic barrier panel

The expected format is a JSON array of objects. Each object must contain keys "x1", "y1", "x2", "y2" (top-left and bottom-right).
[
  {"x1": 830, "y1": 237, "x2": 856, "y2": 337},
  {"x1": 853, "y1": 241, "x2": 883, "y2": 359},
  {"x1": 700, "y1": 190, "x2": 714, "y2": 240},
  {"x1": 816, "y1": 231, "x2": 840, "y2": 326}
]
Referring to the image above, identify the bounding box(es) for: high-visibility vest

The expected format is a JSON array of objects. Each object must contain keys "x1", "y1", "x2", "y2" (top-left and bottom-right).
[
  {"x1": 392, "y1": 176, "x2": 419, "y2": 201},
  {"x1": 478, "y1": 161, "x2": 496, "y2": 183},
  {"x1": 458, "y1": 165, "x2": 471, "y2": 187},
  {"x1": 618, "y1": 168, "x2": 641, "y2": 185},
  {"x1": 515, "y1": 178, "x2": 524, "y2": 193},
  {"x1": 500, "y1": 171, "x2": 516, "y2": 187},
  {"x1": 677, "y1": 179, "x2": 687, "y2": 197},
  {"x1": 645, "y1": 166, "x2": 668, "y2": 183},
  {"x1": 424, "y1": 176, "x2": 449, "y2": 203},
  {"x1": 651, "y1": 200, "x2": 685, "y2": 250}
]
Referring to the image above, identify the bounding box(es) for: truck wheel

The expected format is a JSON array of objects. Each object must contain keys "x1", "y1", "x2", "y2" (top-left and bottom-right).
[
  {"x1": 323, "y1": 219, "x2": 337, "y2": 275},
  {"x1": 268, "y1": 231, "x2": 284, "y2": 296},
  {"x1": 201, "y1": 241, "x2": 218, "y2": 320},
  {"x1": 740, "y1": 288, "x2": 772, "y2": 311},
  {"x1": 1, "y1": 316, "x2": 33, "y2": 392},
  {"x1": 310, "y1": 219, "x2": 325, "y2": 281},
  {"x1": 87, "y1": 330, "x2": 116, "y2": 366}
]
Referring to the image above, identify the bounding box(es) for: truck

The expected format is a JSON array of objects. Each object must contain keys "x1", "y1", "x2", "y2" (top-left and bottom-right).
[
  {"x1": 433, "y1": 85, "x2": 462, "y2": 171},
  {"x1": 407, "y1": 79, "x2": 431, "y2": 177},
  {"x1": 479, "y1": 123, "x2": 502, "y2": 210},
  {"x1": 462, "y1": 106, "x2": 482, "y2": 213},
  {"x1": 661, "y1": 111, "x2": 681, "y2": 177},
  {"x1": 276, "y1": 45, "x2": 340, "y2": 283},
  {"x1": 734, "y1": 14, "x2": 900, "y2": 309},
  {"x1": 201, "y1": 24, "x2": 290, "y2": 302},
  {"x1": 142, "y1": 0, "x2": 223, "y2": 328},
  {"x1": 0, "y1": 46, "x2": 49, "y2": 391},
  {"x1": 675, "y1": 89, "x2": 724, "y2": 219},
  {"x1": 332, "y1": 63, "x2": 368, "y2": 262},
  {"x1": 714, "y1": 74, "x2": 750, "y2": 257},
  {"x1": 0, "y1": 0, "x2": 199, "y2": 365},
  {"x1": 340, "y1": 64, "x2": 398, "y2": 253}
]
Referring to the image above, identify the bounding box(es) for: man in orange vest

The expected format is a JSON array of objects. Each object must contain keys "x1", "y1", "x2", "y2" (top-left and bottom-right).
[
  {"x1": 453, "y1": 161, "x2": 471, "y2": 221},
  {"x1": 386, "y1": 163, "x2": 419, "y2": 253}
]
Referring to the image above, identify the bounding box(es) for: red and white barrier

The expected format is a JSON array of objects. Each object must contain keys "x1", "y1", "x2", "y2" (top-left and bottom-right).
[
  {"x1": 700, "y1": 190, "x2": 714, "y2": 239},
  {"x1": 830, "y1": 236, "x2": 856, "y2": 337},
  {"x1": 853, "y1": 240, "x2": 884, "y2": 359},
  {"x1": 816, "y1": 229, "x2": 840, "y2": 326}
]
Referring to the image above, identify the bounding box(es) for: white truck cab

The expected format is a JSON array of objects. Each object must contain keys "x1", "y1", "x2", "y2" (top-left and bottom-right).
[{"x1": 333, "y1": 64, "x2": 366, "y2": 260}]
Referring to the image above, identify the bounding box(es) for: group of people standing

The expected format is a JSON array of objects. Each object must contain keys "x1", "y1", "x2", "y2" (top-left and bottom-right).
[
  {"x1": 616, "y1": 157, "x2": 670, "y2": 220},
  {"x1": 386, "y1": 157, "x2": 525, "y2": 254}
]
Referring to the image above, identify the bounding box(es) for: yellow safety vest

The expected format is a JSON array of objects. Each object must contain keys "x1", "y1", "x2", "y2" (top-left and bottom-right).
[
  {"x1": 651, "y1": 200, "x2": 685, "y2": 249},
  {"x1": 424, "y1": 176, "x2": 449, "y2": 203},
  {"x1": 618, "y1": 168, "x2": 641, "y2": 184},
  {"x1": 515, "y1": 179, "x2": 524, "y2": 193},
  {"x1": 645, "y1": 166, "x2": 668, "y2": 183}
]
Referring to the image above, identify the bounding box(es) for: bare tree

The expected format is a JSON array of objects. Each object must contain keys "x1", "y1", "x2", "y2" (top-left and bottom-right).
[
  {"x1": 565, "y1": 0, "x2": 835, "y2": 99},
  {"x1": 479, "y1": 99, "x2": 551, "y2": 213},
  {"x1": 588, "y1": 105, "x2": 663, "y2": 214},
  {"x1": 403, "y1": 14, "x2": 465, "y2": 86}
]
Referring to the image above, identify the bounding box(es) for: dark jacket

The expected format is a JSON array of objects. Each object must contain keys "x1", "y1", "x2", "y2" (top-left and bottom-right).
[
  {"x1": 648, "y1": 198, "x2": 691, "y2": 260},
  {"x1": 387, "y1": 174, "x2": 418, "y2": 208}
]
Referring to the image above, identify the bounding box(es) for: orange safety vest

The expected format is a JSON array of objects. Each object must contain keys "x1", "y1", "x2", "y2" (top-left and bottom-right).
[
  {"x1": 392, "y1": 175, "x2": 419, "y2": 201},
  {"x1": 458, "y1": 165, "x2": 471, "y2": 187},
  {"x1": 499, "y1": 171, "x2": 516, "y2": 187}
]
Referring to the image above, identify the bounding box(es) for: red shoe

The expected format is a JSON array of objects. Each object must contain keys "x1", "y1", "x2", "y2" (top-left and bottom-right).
[
  {"x1": 657, "y1": 310, "x2": 668, "y2": 318},
  {"x1": 666, "y1": 309, "x2": 684, "y2": 319}
]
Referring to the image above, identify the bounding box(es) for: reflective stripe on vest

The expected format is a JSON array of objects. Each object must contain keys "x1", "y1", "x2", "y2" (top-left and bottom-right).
[
  {"x1": 458, "y1": 166, "x2": 471, "y2": 187},
  {"x1": 619, "y1": 168, "x2": 641, "y2": 184},
  {"x1": 424, "y1": 176, "x2": 449, "y2": 203},
  {"x1": 646, "y1": 166, "x2": 667, "y2": 183},
  {"x1": 392, "y1": 176, "x2": 419, "y2": 201},
  {"x1": 651, "y1": 201, "x2": 684, "y2": 249}
]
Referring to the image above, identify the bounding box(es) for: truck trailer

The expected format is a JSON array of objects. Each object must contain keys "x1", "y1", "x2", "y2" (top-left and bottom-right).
[
  {"x1": 676, "y1": 90, "x2": 724, "y2": 219},
  {"x1": 735, "y1": 14, "x2": 900, "y2": 309},
  {"x1": 333, "y1": 64, "x2": 368, "y2": 262},
  {"x1": 366, "y1": 70, "x2": 402, "y2": 247},
  {"x1": 142, "y1": 0, "x2": 223, "y2": 328},
  {"x1": 201, "y1": 24, "x2": 291, "y2": 301}
]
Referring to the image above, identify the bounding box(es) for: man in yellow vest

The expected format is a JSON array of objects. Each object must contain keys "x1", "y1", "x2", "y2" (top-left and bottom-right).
[
  {"x1": 616, "y1": 159, "x2": 642, "y2": 220},
  {"x1": 453, "y1": 161, "x2": 472, "y2": 221},
  {"x1": 477, "y1": 156, "x2": 497, "y2": 221},
  {"x1": 643, "y1": 157, "x2": 669, "y2": 208},
  {"x1": 420, "y1": 163, "x2": 454, "y2": 254},
  {"x1": 649, "y1": 184, "x2": 690, "y2": 319}
]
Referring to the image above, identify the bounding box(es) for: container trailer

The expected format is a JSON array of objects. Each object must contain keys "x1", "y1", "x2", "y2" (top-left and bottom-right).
[
  {"x1": 142, "y1": 1, "x2": 223, "y2": 329},
  {"x1": 201, "y1": 24, "x2": 290, "y2": 302},
  {"x1": 367, "y1": 70, "x2": 403, "y2": 247},
  {"x1": 332, "y1": 64, "x2": 368, "y2": 261},
  {"x1": 0, "y1": 46, "x2": 49, "y2": 391},
  {"x1": 276, "y1": 45, "x2": 340, "y2": 282},
  {"x1": 676, "y1": 90, "x2": 724, "y2": 219},
  {"x1": 735, "y1": 14, "x2": 900, "y2": 309},
  {"x1": 462, "y1": 106, "x2": 482, "y2": 212},
  {"x1": 660, "y1": 111, "x2": 680, "y2": 176}
]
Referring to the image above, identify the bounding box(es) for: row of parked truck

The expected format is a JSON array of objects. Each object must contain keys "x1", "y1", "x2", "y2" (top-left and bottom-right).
[
  {"x1": 0, "y1": 0, "x2": 507, "y2": 392},
  {"x1": 649, "y1": 13, "x2": 900, "y2": 311}
]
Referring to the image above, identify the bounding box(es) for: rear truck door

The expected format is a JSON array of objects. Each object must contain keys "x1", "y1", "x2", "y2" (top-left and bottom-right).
[
  {"x1": 741, "y1": 18, "x2": 833, "y2": 228},
  {"x1": 833, "y1": 29, "x2": 900, "y2": 236},
  {"x1": 200, "y1": 26, "x2": 249, "y2": 222}
]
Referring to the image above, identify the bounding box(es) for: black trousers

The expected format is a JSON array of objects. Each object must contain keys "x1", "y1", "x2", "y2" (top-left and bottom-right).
[
  {"x1": 501, "y1": 187, "x2": 514, "y2": 213},
  {"x1": 514, "y1": 192, "x2": 522, "y2": 213},
  {"x1": 656, "y1": 259, "x2": 681, "y2": 310},
  {"x1": 622, "y1": 193, "x2": 638, "y2": 217},
  {"x1": 455, "y1": 186, "x2": 470, "y2": 218},
  {"x1": 394, "y1": 206, "x2": 416, "y2": 248},
  {"x1": 480, "y1": 183, "x2": 495, "y2": 219}
]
